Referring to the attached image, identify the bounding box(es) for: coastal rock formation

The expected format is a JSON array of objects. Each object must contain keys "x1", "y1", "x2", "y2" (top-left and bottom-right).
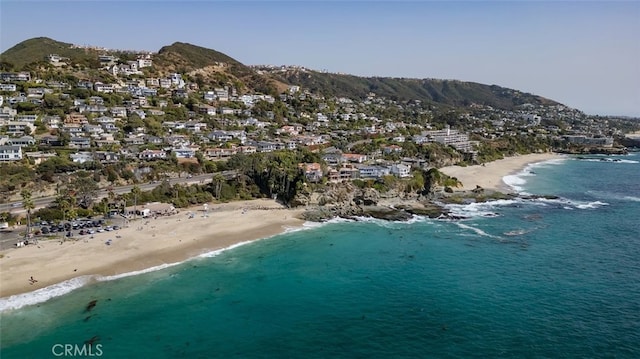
[
  {"x1": 361, "y1": 206, "x2": 413, "y2": 221},
  {"x1": 353, "y1": 188, "x2": 380, "y2": 206},
  {"x1": 290, "y1": 191, "x2": 311, "y2": 207},
  {"x1": 298, "y1": 180, "x2": 563, "y2": 223},
  {"x1": 394, "y1": 202, "x2": 452, "y2": 218},
  {"x1": 299, "y1": 182, "x2": 453, "y2": 222}
]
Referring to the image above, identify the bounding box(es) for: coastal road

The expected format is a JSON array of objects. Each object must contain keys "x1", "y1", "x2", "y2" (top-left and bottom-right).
[
  {"x1": 2, "y1": 171, "x2": 235, "y2": 249},
  {"x1": 3, "y1": 171, "x2": 237, "y2": 215}
]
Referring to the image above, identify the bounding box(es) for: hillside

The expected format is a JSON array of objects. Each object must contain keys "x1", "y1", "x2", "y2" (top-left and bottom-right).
[
  {"x1": 1, "y1": 37, "x2": 560, "y2": 109},
  {"x1": 266, "y1": 68, "x2": 559, "y2": 109},
  {"x1": 154, "y1": 42, "x2": 249, "y2": 74},
  {"x1": 0, "y1": 37, "x2": 102, "y2": 69},
  {"x1": 153, "y1": 42, "x2": 285, "y2": 95}
]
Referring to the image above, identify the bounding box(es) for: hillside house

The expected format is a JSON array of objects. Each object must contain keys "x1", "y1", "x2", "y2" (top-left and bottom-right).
[
  {"x1": 139, "y1": 149, "x2": 167, "y2": 160},
  {"x1": 7, "y1": 136, "x2": 35, "y2": 147},
  {"x1": 172, "y1": 147, "x2": 197, "y2": 159},
  {"x1": 69, "y1": 137, "x2": 91, "y2": 149},
  {"x1": 204, "y1": 147, "x2": 237, "y2": 159},
  {"x1": 390, "y1": 163, "x2": 411, "y2": 178},
  {"x1": 0, "y1": 145, "x2": 22, "y2": 161},
  {"x1": 357, "y1": 165, "x2": 390, "y2": 179},
  {"x1": 299, "y1": 162, "x2": 323, "y2": 182}
]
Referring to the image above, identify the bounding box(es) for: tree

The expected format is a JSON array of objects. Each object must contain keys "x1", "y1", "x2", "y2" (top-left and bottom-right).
[
  {"x1": 20, "y1": 189, "x2": 34, "y2": 240},
  {"x1": 130, "y1": 185, "x2": 142, "y2": 219},
  {"x1": 55, "y1": 188, "x2": 77, "y2": 222},
  {"x1": 212, "y1": 173, "x2": 225, "y2": 199},
  {"x1": 73, "y1": 175, "x2": 99, "y2": 208}
]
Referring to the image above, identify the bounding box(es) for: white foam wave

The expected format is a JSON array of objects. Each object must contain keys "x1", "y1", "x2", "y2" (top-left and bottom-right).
[
  {"x1": 623, "y1": 196, "x2": 640, "y2": 202},
  {"x1": 99, "y1": 262, "x2": 183, "y2": 282},
  {"x1": 0, "y1": 276, "x2": 94, "y2": 312},
  {"x1": 197, "y1": 240, "x2": 256, "y2": 258},
  {"x1": 403, "y1": 214, "x2": 429, "y2": 224},
  {"x1": 528, "y1": 157, "x2": 568, "y2": 169},
  {"x1": 351, "y1": 214, "x2": 428, "y2": 227},
  {"x1": 283, "y1": 221, "x2": 323, "y2": 233},
  {"x1": 528, "y1": 196, "x2": 609, "y2": 210},
  {"x1": 324, "y1": 217, "x2": 356, "y2": 224},
  {"x1": 502, "y1": 174, "x2": 528, "y2": 193},
  {"x1": 445, "y1": 199, "x2": 518, "y2": 219},
  {"x1": 455, "y1": 223, "x2": 502, "y2": 239},
  {"x1": 574, "y1": 201, "x2": 609, "y2": 209},
  {"x1": 574, "y1": 158, "x2": 639, "y2": 164},
  {"x1": 502, "y1": 157, "x2": 568, "y2": 194}
]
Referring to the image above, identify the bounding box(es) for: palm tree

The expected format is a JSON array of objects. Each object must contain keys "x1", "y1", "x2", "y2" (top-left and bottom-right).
[
  {"x1": 212, "y1": 173, "x2": 225, "y2": 200},
  {"x1": 107, "y1": 187, "x2": 116, "y2": 207},
  {"x1": 130, "y1": 185, "x2": 141, "y2": 219},
  {"x1": 20, "y1": 189, "x2": 34, "y2": 240}
]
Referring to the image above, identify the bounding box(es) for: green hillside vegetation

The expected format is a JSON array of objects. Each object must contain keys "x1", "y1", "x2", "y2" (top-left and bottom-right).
[
  {"x1": 274, "y1": 69, "x2": 558, "y2": 109},
  {"x1": 2, "y1": 37, "x2": 559, "y2": 110},
  {"x1": 0, "y1": 37, "x2": 101, "y2": 70},
  {"x1": 153, "y1": 42, "x2": 281, "y2": 95},
  {"x1": 154, "y1": 42, "x2": 248, "y2": 72}
]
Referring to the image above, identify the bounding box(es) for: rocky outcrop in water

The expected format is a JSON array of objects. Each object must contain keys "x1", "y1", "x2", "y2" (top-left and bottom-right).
[
  {"x1": 297, "y1": 181, "x2": 561, "y2": 223},
  {"x1": 298, "y1": 182, "x2": 454, "y2": 222}
]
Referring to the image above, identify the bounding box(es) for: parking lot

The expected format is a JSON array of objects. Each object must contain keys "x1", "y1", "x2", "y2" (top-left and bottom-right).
[{"x1": 0, "y1": 217, "x2": 127, "y2": 250}]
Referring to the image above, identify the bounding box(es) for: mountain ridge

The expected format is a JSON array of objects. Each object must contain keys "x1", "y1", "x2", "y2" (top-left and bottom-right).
[{"x1": 0, "y1": 37, "x2": 561, "y2": 110}]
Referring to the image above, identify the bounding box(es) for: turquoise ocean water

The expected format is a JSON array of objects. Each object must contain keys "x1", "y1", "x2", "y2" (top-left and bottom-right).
[{"x1": 1, "y1": 153, "x2": 639, "y2": 358}]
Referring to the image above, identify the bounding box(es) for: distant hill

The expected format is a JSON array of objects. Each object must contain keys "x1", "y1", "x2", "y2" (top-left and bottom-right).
[
  {"x1": 153, "y1": 42, "x2": 285, "y2": 95},
  {"x1": 1, "y1": 37, "x2": 561, "y2": 110},
  {"x1": 266, "y1": 68, "x2": 559, "y2": 109},
  {"x1": 0, "y1": 37, "x2": 101, "y2": 69},
  {"x1": 154, "y1": 42, "x2": 249, "y2": 74}
]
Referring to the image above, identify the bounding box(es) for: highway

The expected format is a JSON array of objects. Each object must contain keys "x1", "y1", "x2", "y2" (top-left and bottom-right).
[
  {"x1": 3, "y1": 171, "x2": 239, "y2": 214},
  {"x1": 0, "y1": 171, "x2": 237, "y2": 249}
]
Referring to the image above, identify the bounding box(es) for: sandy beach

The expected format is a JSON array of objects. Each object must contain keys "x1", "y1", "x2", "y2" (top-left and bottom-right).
[
  {"x1": 0, "y1": 153, "x2": 561, "y2": 300},
  {"x1": 439, "y1": 152, "x2": 563, "y2": 192},
  {"x1": 0, "y1": 199, "x2": 305, "y2": 298}
]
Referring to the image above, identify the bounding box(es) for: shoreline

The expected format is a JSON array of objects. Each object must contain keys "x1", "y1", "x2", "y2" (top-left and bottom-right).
[
  {"x1": 0, "y1": 199, "x2": 305, "y2": 304},
  {"x1": 439, "y1": 152, "x2": 564, "y2": 193},
  {"x1": 0, "y1": 153, "x2": 564, "y2": 310}
]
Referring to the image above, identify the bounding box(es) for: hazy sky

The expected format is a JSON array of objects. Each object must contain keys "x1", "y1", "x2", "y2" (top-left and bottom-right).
[{"x1": 1, "y1": 1, "x2": 638, "y2": 116}]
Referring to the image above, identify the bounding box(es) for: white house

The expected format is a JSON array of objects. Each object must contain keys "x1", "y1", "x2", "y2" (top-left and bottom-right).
[
  {"x1": 172, "y1": 147, "x2": 196, "y2": 158},
  {"x1": 390, "y1": 163, "x2": 411, "y2": 178},
  {"x1": 137, "y1": 58, "x2": 153, "y2": 68},
  {"x1": 0, "y1": 84, "x2": 17, "y2": 92},
  {"x1": 0, "y1": 145, "x2": 22, "y2": 161},
  {"x1": 204, "y1": 91, "x2": 216, "y2": 102},
  {"x1": 357, "y1": 165, "x2": 390, "y2": 179},
  {"x1": 94, "y1": 82, "x2": 115, "y2": 93},
  {"x1": 70, "y1": 152, "x2": 95, "y2": 164},
  {"x1": 139, "y1": 149, "x2": 167, "y2": 160},
  {"x1": 7, "y1": 136, "x2": 35, "y2": 147}
]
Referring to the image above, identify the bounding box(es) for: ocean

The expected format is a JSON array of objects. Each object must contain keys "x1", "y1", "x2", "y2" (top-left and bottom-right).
[{"x1": 1, "y1": 152, "x2": 639, "y2": 358}]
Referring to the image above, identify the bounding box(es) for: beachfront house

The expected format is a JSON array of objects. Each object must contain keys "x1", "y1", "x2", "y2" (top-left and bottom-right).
[{"x1": 124, "y1": 202, "x2": 176, "y2": 218}]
